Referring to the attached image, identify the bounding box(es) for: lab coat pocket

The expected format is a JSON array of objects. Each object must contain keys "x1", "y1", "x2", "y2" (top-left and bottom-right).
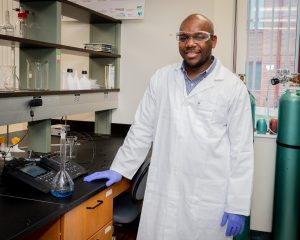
[
  {"x1": 196, "y1": 179, "x2": 227, "y2": 205},
  {"x1": 190, "y1": 99, "x2": 214, "y2": 138},
  {"x1": 212, "y1": 102, "x2": 228, "y2": 125},
  {"x1": 193, "y1": 100, "x2": 214, "y2": 122},
  {"x1": 184, "y1": 197, "x2": 225, "y2": 236}
]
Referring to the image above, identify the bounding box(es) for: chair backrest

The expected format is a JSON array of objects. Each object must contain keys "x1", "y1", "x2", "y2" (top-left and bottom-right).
[{"x1": 131, "y1": 155, "x2": 151, "y2": 201}]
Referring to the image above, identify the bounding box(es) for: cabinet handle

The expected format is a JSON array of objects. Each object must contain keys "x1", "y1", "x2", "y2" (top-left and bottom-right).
[{"x1": 86, "y1": 200, "x2": 103, "y2": 209}]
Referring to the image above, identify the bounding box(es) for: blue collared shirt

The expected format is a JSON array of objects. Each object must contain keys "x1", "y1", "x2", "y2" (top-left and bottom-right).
[{"x1": 181, "y1": 56, "x2": 217, "y2": 95}]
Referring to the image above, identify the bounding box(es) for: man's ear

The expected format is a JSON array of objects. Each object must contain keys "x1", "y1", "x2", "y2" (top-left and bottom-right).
[{"x1": 212, "y1": 35, "x2": 217, "y2": 49}]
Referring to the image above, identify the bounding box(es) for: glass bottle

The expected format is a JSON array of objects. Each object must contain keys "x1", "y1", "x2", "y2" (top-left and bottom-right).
[{"x1": 51, "y1": 126, "x2": 74, "y2": 197}]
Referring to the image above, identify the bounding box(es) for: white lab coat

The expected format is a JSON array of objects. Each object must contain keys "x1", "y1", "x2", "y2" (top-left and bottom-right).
[{"x1": 110, "y1": 59, "x2": 254, "y2": 240}]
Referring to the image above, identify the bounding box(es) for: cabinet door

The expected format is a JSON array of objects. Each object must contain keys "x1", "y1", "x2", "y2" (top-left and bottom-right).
[
  {"x1": 61, "y1": 188, "x2": 113, "y2": 240},
  {"x1": 61, "y1": 201, "x2": 85, "y2": 240},
  {"x1": 84, "y1": 188, "x2": 113, "y2": 238},
  {"x1": 88, "y1": 221, "x2": 113, "y2": 240},
  {"x1": 25, "y1": 219, "x2": 61, "y2": 240}
]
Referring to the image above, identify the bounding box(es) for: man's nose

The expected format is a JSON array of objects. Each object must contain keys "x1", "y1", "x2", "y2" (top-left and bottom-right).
[{"x1": 186, "y1": 36, "x2": 197, "y2": 45}]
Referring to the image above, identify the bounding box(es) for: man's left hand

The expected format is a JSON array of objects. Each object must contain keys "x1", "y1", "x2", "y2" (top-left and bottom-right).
[{"x1": 220, "y1": 212, "x2": 246, "y2": 237}]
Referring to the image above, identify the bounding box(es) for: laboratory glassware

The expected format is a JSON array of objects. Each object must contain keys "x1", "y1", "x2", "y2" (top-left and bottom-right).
[
  {"x1": 0, "y1": 65, "x2": 16, "y2": 90},
  {"x1": 1, "y1": 10, "x2": 14, "y2": 34},
  {"x1": 26, "y1": 59, "x2": 49, "y2": 90},
  {"x1": 105, "y1": 64, "x2": 115, "y2": 89},
  {"x1": 14, "y1": 7, "x2": 31, "y2": 38},
  {"x1": 51, "y1": 126, "x2": 74, "y2": 198},
  {"x1": 66, "y1": 136, "x2": 78, "y2": 160}
]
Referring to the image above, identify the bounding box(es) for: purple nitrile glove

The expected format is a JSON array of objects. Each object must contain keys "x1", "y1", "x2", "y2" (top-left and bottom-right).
[
  {"x1": 83, "y1": 170, "x2": 122, "y2": 187},
  {"x1": 220, "y1": 212, "x2": 246, "y2": 237}
]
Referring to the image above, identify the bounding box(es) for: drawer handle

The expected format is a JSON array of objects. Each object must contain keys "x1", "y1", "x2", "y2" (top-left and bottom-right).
[{"x1": 86, "y1": 200, "x2": 103, "y2": 209}]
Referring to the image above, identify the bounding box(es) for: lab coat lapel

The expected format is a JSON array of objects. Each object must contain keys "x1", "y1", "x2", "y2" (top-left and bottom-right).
[
  {"x1": 174, "y1": 60, "x2": 224, "y2": 98},
  {"x1": 174, "y1": 66, "x2": 215, "y2": 98},
  {"x1": 187, "y1": 76, "x2": 215, "y2": 98},
  {"x1": 182, "y1": 60, "x2": 223, "y2": 98},
  {"x1": 190, "y1": 61, "x2": 223, "y2": 98},
  {"x1": 174, "y1": 64, "x2": 187, "y2": 97}
]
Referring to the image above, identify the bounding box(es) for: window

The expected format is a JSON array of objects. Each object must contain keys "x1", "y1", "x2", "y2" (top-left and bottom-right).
[
  {"x1": 248, "y1": 61, "x2": 262, "y2": 90},
  {"x1": 249, "y1": 0, "x2": 265, "y2": 29},
  {"x1": 246, "y1": 0, "x2": 298, "y2": 110}
]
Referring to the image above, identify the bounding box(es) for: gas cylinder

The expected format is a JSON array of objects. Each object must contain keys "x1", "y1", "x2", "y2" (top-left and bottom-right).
[
  {"x1": 272, "y1": 89, "x2": 300, "y2": 240},
  {"x1": 249, "y1": 91, "x2": 256, "y2": 128},
  {"x1": 238, "y1": 74, "x2": 256, "y2": 128}
]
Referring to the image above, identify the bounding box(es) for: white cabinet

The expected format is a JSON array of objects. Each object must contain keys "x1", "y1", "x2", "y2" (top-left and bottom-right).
[{"x1": 250, "y1": 133, "x2": 277, "y2": 232}]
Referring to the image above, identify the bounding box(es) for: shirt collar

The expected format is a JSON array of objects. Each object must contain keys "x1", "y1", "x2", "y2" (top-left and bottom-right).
[{"x1": 180, "y1": 55, "x2": 216, "y2": 80}]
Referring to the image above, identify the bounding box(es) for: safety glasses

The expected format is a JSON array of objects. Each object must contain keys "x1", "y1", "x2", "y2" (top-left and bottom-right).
[{"x1": 176, "y1": 31, "x2": 214, "y2": 43}]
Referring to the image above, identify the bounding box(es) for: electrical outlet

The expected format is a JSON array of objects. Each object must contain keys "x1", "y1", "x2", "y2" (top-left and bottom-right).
[
  {"x1": 104, "y1": 92, "x2": 108, "y2": 99},
  {"x1": 74, "y1": 94, "x2": 80, "y2": 103}
]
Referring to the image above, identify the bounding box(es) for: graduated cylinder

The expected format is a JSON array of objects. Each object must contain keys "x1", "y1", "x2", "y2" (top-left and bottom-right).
[{"x1": 272, "y1": 90, "x2": 300, "y2": 240}]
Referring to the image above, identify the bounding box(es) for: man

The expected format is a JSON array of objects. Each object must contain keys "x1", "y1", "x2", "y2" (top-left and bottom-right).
[{"x1": 84, "y1": 13, "x2": 254, "y2": 240}]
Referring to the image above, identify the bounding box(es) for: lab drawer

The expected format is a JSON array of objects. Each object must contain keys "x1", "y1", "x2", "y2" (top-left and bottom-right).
[
  {"x1": 61, "y1": 188, "x2": 113, "y2": 240},
  {"x1": 88, "y1": 221, "x2": 113, "y2": 240},
  {"x1": 84, "y1": 188, "x2": 113, "y2": 238}
]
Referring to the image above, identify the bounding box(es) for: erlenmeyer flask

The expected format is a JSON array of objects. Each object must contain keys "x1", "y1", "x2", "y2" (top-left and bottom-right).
[{"x1": 51, "y1": 126, "x2": 74, "y2": 197}]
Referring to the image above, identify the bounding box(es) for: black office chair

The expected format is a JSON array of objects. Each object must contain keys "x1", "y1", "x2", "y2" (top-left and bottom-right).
[{"x1": 113, "y1": 156, "x2": 150, "y2": 230}]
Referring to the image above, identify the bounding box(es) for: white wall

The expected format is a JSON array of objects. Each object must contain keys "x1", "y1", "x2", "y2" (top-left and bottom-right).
[
  {"x1": 61, "y1": 18, "x2": 90, "y2": 75},
  {"x1": 113, "y1": 0, "x2": 235, "y2": 124},
  {"x1": 236, "y1": 0, "x2": 248, "y2": 75}
]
